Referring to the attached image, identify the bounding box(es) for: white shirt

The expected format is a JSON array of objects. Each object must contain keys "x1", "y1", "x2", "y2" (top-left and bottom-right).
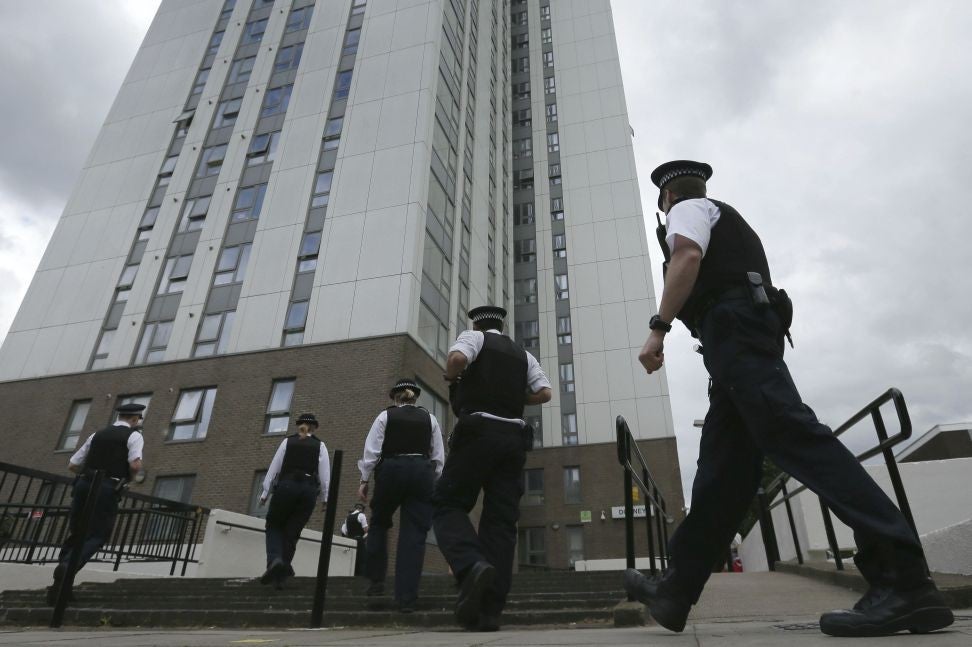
[
  {"x1": 665, "y1": 198, "x2": 721, "y2": 257},
  {"x1": 341, "y1": 511, "x2": 369, "y2": 537},
  {"x1": 262, "y1": 436, "x2": 331, "y2": 502},
  {"x1": 449, "y1": 329, "x2": 552, "y2": 426},
  {"x1": 358, "y1": 406, "x2": 445, "y2": 482},
  {"x1": 69, "y1": 419, "x2": 144, "y2": 467}
]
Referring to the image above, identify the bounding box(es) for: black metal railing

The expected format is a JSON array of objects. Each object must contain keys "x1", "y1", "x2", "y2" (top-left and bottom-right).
[
  {"x1": 615, "y1": 415, "x2": 674, "y2": 590},
  {"x1": 756, "y1": 388, "x2": 916, "y2": 571},
  {"x1": 0, "y1": 461, "x2": 208, "y2": 577}
]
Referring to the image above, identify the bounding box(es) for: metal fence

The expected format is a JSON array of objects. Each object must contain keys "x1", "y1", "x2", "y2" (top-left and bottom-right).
[
  {"x1": 615, "y1": 415, "x2": 675, "y2": 587},
  {"x1": 0, "y1": 461, "x2": 208, "y2": 577},
  {"x1": 756, "y1": 388, "x2": 916, "y2": 570}
]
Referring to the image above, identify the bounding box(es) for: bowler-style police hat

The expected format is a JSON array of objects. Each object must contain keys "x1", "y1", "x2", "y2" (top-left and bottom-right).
[
  {"x1": 650, "y1": 160, "x2": 713, "y2": 210},
  {"x1": 295, "y1": 413, "x2": 319, "y2": 428},
  {"x1": 389, "y1": 379, "x2": 421, "y2": 399},
  {"x1": 468, "y1": 305, "x2": 507, "y2": 324},
  {"x1": 115, "y1": 403, "x2": 146, "y2": 416}
]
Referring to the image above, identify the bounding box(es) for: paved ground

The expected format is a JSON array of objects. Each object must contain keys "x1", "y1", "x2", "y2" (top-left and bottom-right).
[{"x1": 3, "y1": 572, "x2": 970, "y2": 645}]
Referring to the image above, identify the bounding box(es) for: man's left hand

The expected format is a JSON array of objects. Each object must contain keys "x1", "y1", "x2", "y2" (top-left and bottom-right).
[{"x1": 638, "y1": 331, "x2": 665, "y2": 373}]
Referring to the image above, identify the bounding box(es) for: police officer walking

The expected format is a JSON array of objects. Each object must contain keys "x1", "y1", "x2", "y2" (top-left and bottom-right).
[
  {"x1": 47, "y1": 402, "x2": 145, "y2": 605},
  {"x1": 357, "y1": 379, "x2": 444, "y2": 613},
  {"x1": 259, "y1": 413, "x2": 329, "y2": 589},
  {"x1": 624, "y1": 160, "x2": 953, "y2": 637},
  {"x1": 433, "y1": 306, "x2": 552, "y2": 632},
  {"x1": 341, "y1": 502, "x2": 369, "y2": 576}
]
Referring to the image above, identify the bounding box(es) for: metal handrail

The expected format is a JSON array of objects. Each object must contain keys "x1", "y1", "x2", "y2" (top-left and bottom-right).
[
  {"x1": 755, "y1": 388, "x2": 916, "y2": 571},
  {"x1": 615, "y1": 415, "x2": 673, "y2": 586}
]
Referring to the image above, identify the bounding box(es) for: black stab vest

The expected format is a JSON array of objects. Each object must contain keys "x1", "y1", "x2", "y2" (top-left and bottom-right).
[
  {"x1": 663, "y1": 199, "x2": 772, "y2": 325},
  {"x1": 344, "y1": 511, "x2": 365, "y2": 539},
  {"x1": 85, "y1": 425, "x2": 135, "y2": 480},
  {"x1": 450, "y1": 332, "x2": 529, "y2": 419},
  {"x1": 381, "y1": 405, "x2": 432, "y2": 456},
  {"x1": 281, "y1": 434, "x2": 322, "y2": 479}
]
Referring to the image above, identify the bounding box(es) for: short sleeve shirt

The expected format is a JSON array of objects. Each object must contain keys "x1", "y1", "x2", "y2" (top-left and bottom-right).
[{"x1": 665, "y1": 198, "x2": 721, "y2": 257}]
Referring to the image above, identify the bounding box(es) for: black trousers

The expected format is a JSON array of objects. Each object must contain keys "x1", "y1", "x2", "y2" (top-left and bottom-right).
[
  {"x1": 665, "y1": 297, "x2": 927, "y2": 604},
  {"x1": 265, "y1": 478, "x2": 317, "y2": 569},
  {"x1": 57, "y1": 478, "x2": 119, "y2": 576},
  {"x1": 366, "y1": 455, "x2": 435, "y2": 603},
  {"x1": 432, "y1": 417, "x2": 526, "y2": 615}
]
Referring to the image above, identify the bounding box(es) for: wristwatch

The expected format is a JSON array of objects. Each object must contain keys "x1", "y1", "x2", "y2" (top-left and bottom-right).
[{"x1": 649, "y1": 315, "x2": 672, "y2": 333}]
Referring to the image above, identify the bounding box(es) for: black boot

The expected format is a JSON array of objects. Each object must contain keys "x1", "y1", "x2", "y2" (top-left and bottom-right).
[
  {"x1": 623, "y1": 568, "x2": 691, "y2": 633},
  {"x1": 819, "y1": 580, "x2": 954, "y2": 637},
  {"x1": 456, "y1": 561, "x2": 496, "y2": 629}
]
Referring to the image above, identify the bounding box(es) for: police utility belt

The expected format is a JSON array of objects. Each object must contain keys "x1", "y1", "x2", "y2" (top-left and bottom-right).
[
  {"x1": 281, "y1": 470, "x2": 319, "y2": 485},
  {"x1": 454, "y1": 412, "x2": 536, "y2": 452},
  {"x1": 691, "y1": 272, "x2": 794, "y2": 346},
  {"x1": 78, "y1": 471, "x2": 127, "y2": 492}
]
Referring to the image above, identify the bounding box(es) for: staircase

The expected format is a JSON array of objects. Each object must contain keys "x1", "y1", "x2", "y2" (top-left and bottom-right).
[{"x1": 0, "y1": 571, "x2": 627, "y2": 628}]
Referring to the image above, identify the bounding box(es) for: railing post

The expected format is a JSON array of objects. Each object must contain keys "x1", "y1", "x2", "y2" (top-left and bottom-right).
[
  {"x1": 623, "y1": 459, "x2": 635, "y2": 570},
  {"x1": 819, "y1": 499, "x2": 843, "y2": 570},
  {"x1": 871, "y1": 409, "x2": 920, "y2": 540},
  {"x1": 781, "y1": 482, "x2": 803, "y2": 565},
  {"x1": 311, "y1": 450, "x2": 343, "y2": 628},
  {"x1": 50, "y1": 471, "x2": 103, "y2": 628},
  {"x1": 756, "y1": 488, "x2": 778, "y2": 571},
  {"x1": 642, "y1": 469, "x2": 656, "y2": 576},
  {"x1": 25, "y1": 477, "x2": 55, "y2": 564},
  {"x1": 660, "y1": 498, "x2": 670, "y2": 569},
  {"x1": 113, "y1": 505, "x2": 136, "y2": 572}
]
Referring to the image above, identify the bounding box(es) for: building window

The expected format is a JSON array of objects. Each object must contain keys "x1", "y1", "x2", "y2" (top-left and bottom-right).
[
  {"x1": 247, "y1": 132, "x2": 280, "y2": 166},
  {"x1": 179, "y1": 196, "x2": 211, "y2": 232},
  {"x1": 562, "y1": 414, "x2": 578, "y2": 446},
  {"x1": 206, "y1": 31, "x2": 224, "y2": 56},
  {"x1": 518, "y1": 527, "x2": 546, "y2": 566},
  {"x1": 514, "y1": 238, "x2": 536, "y2": 263},
  {"x1": 513, "y1": 81, "x2": 530, "y2": 100},
  {"x1": 158, "y1": 255, "x2": 193, "y2": 295},
  {"x1": 515, "y1": 320, "x2": 539, "y2": 350},
  {"x1": 557, "y1": 315, "x2": 572, "y2": 345},
  {"x1": 283, "y1": 300, "x2": 309, "y2": 346},
  {"x1": 552, "y1": 234, "x2": 567, "y2": 259},
  {"x1": 547, "y1": 132, "x2": 559, "y2": 152},
  {"x1": 559, "y1": 363, "x2": 575, "y2": 393},
  {"x1": 213, "y1": 244, "x2": 251, "y2": 287},
  {"x1": 228, "y1": 56, "x2": 255, "y2": 84},
  {"x1": 311, "y1": 171, "x2": 332, "y2": 207},
  {"x1": 351, "y1": 0, "x2": 366, "y2": 16},
  {"x1": 274, "y1": 43, "x2": 303, "y2": 73},
  {"x1": 514, "y1": 202, "x2": 534, "y2": 225},
  {"x1": 513, "y1": 56, "x2": 529, "y2": 73},
  {"x1": 169, "y1": 387, "x2": 217, "y2": 441},
  {"x1": 249, "y1": 470, "x2": 269, "y2": 517},
  {"x1": 90, "y1": 329, "x2": 114, "y2": 369},
  {"x1": 546, "y1": 103, "x2": 558, "y2": 123},
  {"x1": 567, "y1": 526, "x2": 585, "y2": 568},
  {"x1": 415, "y1": 380, "x2": 449, "y2": 434},
  {"x1": 549, "y1": 168, "x2": 562, "y2": 187},
  {"x1": 242, "y1": 17, "x2": 268, "y2": 44},
  {"x1": 57, "y1": 400, "x2": 91, "y2": 451},
  {"x1": 541, "y1": 27, "x2": 552, "y2": 45},
  {"x1": 114, "y1": 394, "x2": 152, "y2": 424},
  {"x1": 196, "y1": 144, "x2": 227, "y2": 178},
  {"x1": 514, "y1": 278, "x2": 537, "y2": 305},
  {"x1": 193, "y1": 311, "x2": 235, "y2": 357},
  {"x1": 213, "y1": 98, "x2": 242, "y2": 128},
  {"x1": 153, "y1": 475, "x2": 196, "y2": 504},
  {"x1": 543, "y1": 51, "x2": 554, "y2": 68},
  {"x1": 190, "y1": 68, "x2": 210, "y2": 96},
  {"x1": 158, "y1": 155, "x2": 178, "y2": 186},
  {"x1": 564, "y1": 465, "x2": 581, "y2": 503},
  {"x1": 523, "y1": 469, "x2": 544, "y2": 506},
  {"x1": 342, "y1": 28, "x2": 361, "y2": 56},
  {"x1": 334, "y1": 70, "x2": 353, "y2": 100},
  {"x1": 540, "y1": 5, "x2": 550, "y2": 20},
  {"x1": 554, "y1": 273, "x2": 569, "y2": 300},
  {"x1": 135, "y1": 321, "x2": 173, "y2": 364},
  {"x1": 297, "y1": 231, "x2": 322, "y2": 271},
  {"x1": 265, "y1": 379, "x2": 295, "y2": 435},
  {"x1": 514, "y1": 108, "x2": 531, "y2": 128},
  {"x1": 323, "y1": 116, "x2": 343, "y2": 139},
  {"x1": 261, "y1": 84, "x2": 293, "y2": 117},
  {"x1": 286, "y1": 6, "x2": 313, "y2": 32},
  {"x1": 231, "y1": 184, "x2": 267, "y2": 221},
  {"x1": 514, "y1": 168, "x2": 534, "y2": 190},
  {"x1": 513, "y1": 137, "x2": 532, "y2": 160},
  {"x1": 544, "y1": 76, "x2": 556, "y2": 95},
  {"x1": 525, "y1": 414, "x2": 543, "y2": 448},
  {"x1": 219, "y1": 1, "x2": 235, "y2": 21}
]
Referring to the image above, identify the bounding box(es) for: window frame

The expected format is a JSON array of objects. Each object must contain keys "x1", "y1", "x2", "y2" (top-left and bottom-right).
[
  {"x1": 57, "y1": 400, "x2": 91, "y2": 452},
  {"x1": 563, "y1": 465, "x2": 581, "y2": 503},
  {"x1": 168, "y1": 387, "x2": 217, "y2": 442},
  {"x1": 265, "y1": 378, "x2": 296, "y2": 435}
]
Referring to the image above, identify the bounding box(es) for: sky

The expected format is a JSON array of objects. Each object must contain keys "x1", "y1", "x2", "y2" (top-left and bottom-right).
[{"x1": 1, "y1": 1, "x2": 971, "y2": 504}]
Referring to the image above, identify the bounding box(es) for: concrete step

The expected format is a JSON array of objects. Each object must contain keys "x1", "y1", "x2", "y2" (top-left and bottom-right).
[{"x1": 0, "y1": 605, "x2": 615, "y2": 629}]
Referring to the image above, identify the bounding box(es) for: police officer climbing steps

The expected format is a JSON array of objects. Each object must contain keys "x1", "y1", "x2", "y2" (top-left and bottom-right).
[
  {"x1": 433, "y1": 306, "x2": 552, "y2": 632},
  {"x1": 47, "y1": 402, "x2": 146, "y2": 605},
  {"x1": 357, "y1": 379, "x2": 444, "y2": 613},
  {"x1": 624, "y1": 160, "x2": 953, "y2": 638},
  {"x1": 341, "y1": 503, "x2": 369, "y2": 577},
  {"x1": 259, "y1": 413, "x2": 330, "y2": 589}
]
